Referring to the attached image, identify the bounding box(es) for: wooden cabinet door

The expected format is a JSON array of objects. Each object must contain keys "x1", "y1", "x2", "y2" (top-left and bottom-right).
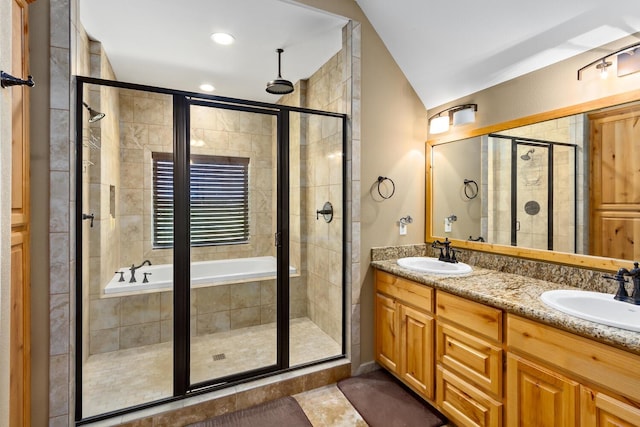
[
  {"x1": 399, "y1": 304, "x2": 434, "y2": 399},
  {"x1": 589, "y1": 105, "x2": 640, "y2": 260},
  {"x1": 581, "y1": 386, "x2": 640, "y2": 427},
  {"x1": 507, "y1": 354, "x2": 579, "y2": 427},
  {"x1": 9, "y1": 0, "x2": 32, "y2": 425},
  {"x1": 10, "y1": 231, "x2": 29, "y2": 427},
  {"x1": 375, "y1": 292, "x2": 398, "y2": 372}
]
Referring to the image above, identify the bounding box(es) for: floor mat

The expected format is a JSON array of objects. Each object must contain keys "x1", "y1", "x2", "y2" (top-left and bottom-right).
[
  {"x1": 187, "y1": 396, "x2": 312, "y2": 427},
  {"x1": 337, "y1": 369, "x2": 447, "y2": 427}
]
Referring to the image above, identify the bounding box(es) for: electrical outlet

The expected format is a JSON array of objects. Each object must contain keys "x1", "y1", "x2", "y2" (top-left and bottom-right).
[
  {"x1": 399, "y1": 222, "x2": 407, "y2": 235},
  {"x1": 444, "y1": 218, "x2": 452, "y2": 233}
]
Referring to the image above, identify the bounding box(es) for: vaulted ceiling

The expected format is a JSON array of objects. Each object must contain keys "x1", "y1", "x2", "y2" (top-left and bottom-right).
[{"x1": 80, "y1": 0, "x2": 640, "y2": 107}]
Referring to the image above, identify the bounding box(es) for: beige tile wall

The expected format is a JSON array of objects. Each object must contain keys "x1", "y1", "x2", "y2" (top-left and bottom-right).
[
  {"x1": 88, "y1": 279, "x2": 308, "y2": 355},
  {"x1": 304, "y1": 51, "x2": 347, "y2": 345}
]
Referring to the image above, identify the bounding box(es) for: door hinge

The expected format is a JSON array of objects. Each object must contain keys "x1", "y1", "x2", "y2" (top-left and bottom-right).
[{"x1": 274, "y1": 231, "x2": 282, "y2": 247}]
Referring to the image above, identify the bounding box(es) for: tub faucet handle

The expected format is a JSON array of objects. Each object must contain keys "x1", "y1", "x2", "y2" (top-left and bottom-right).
[
  {"x1": 129, "y1": 264, "x2": 137, "y2": 283},
  {"x1": 143, "y1": 272, "x2": 152, "y2": 283},
  {"x1": 114, "y1": 271, "x2": 125, "y2": 282}
]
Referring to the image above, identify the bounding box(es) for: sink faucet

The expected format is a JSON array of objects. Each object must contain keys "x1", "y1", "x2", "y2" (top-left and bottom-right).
[
  {"x1": 129, "y1": 259, "x2": 152, "y2": 283},
  {"x1": 431, "y1": 238, "x2": 458, "y2": 263},
  {"x1": 603, "y1": 262, "x2": 640, "y2": 305}
]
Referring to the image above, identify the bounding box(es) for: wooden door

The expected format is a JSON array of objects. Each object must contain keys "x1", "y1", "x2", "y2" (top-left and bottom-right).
[
  {"x1": 581, "y1": 386, "x2": 640, "y2": 427},
  {"x1": 506, "y1": 354, "x2": 578, "y2": 427},
  {"x1": 589, "y1": 105, "x2": 640, "y2": 260},
  {"x1": 375, "y1": 292, "x2": 398, "y2": 372},
  {"x1": 9, "y1": 0, "x2": 32, "y2": 425},
  {"x1": 399, "y1": 304, "x2": 434, "y2": 399}
]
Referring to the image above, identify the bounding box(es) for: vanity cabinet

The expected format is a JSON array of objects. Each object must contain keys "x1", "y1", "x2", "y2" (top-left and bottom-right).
[
  {"x1": 374, "y1": 269, "x2": 640, "y2": 427},
  {"x1": 375, "y1": 270, "x2": 435, "y2": 399},
  {"x1": 507, "y1": 314, "x2": 640, "y2": 427},
  {"x1": 435, "y1": 292, "x2": 504, "y2": 427}
]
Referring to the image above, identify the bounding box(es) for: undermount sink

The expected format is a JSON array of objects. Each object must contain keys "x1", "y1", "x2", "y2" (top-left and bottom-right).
[
  {"x1": 540, "y1": 290, "x2": 640, "y2": 332},
  {"x1": 397, "y1": 257, "x2": 472, "y2": 276}
]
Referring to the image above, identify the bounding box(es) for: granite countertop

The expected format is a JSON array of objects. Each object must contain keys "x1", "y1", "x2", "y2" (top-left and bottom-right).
[{"x1": 371, "y1": 259, "x2": 640, "y2": 356}]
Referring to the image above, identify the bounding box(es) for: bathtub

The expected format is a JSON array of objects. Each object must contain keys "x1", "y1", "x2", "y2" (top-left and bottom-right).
[{"x1": 104, "y1": 256, "x2": 297, "y2": 295}]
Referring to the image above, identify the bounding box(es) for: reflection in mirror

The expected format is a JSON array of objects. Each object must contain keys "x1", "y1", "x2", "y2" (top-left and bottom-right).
[{"x1": 432, "y1": 115, "x2": 584, "y2": 253}]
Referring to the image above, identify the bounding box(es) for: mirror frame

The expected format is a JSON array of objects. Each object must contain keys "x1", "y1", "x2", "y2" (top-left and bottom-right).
[{"x1": 426, "y1": 88, "x2": 640, "y2": 272}]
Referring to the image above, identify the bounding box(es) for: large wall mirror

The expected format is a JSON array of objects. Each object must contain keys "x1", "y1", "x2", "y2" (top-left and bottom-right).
[{"x1": 427, "y1": 91, "x2": 640, "y2": 272}]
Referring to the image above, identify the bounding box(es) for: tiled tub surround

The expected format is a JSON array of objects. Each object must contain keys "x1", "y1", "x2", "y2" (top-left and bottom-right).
[
  {"x1": 371, "y1": 244, "x2": 640, "y2": 354},
  {"x1": 89, "y1": 276, "x2": 307, "y2": 355}
]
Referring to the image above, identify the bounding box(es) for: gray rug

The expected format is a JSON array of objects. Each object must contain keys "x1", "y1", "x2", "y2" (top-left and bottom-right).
[
  {"x1": 337, "y1": 369, "x2": 447, "y2": 427},
  {"x1": 187, "y1": 396, "x2": 312, "y2": 427}
]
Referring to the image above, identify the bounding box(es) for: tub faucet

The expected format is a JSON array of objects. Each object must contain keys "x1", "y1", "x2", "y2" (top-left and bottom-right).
[
  {"x1": 129, "y1": 259, "x2": 152, "y2": 283},
  {"x1": 431, "y1": 238, "x2": 458, "y2": 263}
]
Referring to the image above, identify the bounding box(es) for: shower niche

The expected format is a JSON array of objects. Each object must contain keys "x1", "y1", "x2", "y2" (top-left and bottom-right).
[{"x1": 76, "y1": 78, "x2": 347, "y2": 420}]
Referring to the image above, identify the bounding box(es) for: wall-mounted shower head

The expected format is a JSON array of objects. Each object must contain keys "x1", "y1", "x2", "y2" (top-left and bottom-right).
[
  {"x1": 521, "y1": 148, "x2": 535, "y2": 161},
  {"x1": 83, "y1": 101, "x2": 105, "y2": 123}
]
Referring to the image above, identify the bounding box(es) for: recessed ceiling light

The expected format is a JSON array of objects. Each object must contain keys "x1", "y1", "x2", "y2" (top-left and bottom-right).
[
  {"x1": 210, "y1": 32, "x2": 235, "y2": 45},
  {"x1": 199, "y1": 83, "x2": 215, "y2": 92}
]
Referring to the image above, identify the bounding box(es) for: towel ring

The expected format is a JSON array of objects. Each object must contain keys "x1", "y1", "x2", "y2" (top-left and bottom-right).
[
  {"x1": 463, "y1": 179, "x2": 478, "y2": 199},
  {"x1": 377, "y1": 176, "x2": 395, "y2": 199}
]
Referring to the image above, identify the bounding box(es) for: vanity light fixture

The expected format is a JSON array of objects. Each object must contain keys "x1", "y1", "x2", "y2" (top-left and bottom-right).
[
  {"x1": 577, "y1": 41, "x2": 640, "y2": 80},
  {"x1": 428, "y1": 103, "x2": 478, "y2": 134},
  {"x1": 596, "y1": 59, "x2": 612, "y2": 79}
]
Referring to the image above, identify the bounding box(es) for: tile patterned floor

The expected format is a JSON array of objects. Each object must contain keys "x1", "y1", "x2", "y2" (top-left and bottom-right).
[
  {"x1": 294, "y1": 384, "x2": 368, "y2": 426},
  {"x1": 83, "y1": 317, "x2": 341, "y2": 417}
]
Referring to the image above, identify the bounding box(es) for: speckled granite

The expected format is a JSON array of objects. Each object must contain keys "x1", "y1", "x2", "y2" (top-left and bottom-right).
[
  {"x1": 371, "y1": 257, "x2": 640, "y2": 356},
  {"x1": 370, "y1": 244, "x2": 426, "y2": 261},
  {"x1": 372, "y1": 244, "x2": 620, "y2": 293}
]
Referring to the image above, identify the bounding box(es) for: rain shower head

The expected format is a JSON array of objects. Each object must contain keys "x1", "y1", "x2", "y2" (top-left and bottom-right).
[
  {"x1": 266, "y1": 49, "x2": 294, "y2": 95},
  {"x1": 521, "y1": 149, "x2": 535, "y2": 161},
  {"x1": 82, "y1": 102, "x2": 105, "y2": 123}
]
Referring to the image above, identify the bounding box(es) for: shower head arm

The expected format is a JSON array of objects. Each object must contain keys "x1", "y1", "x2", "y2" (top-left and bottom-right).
[{"x1": 276, "y1": 48, "x2": 284, "y2": 78}]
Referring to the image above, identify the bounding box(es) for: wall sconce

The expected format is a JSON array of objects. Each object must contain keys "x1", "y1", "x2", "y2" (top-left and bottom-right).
[
  {"x1": 428, "y1": 103, "x2": 478, "y2": 134},
  {"x1": 577, "y1": 41, "x2": 640, "y2": 80}
]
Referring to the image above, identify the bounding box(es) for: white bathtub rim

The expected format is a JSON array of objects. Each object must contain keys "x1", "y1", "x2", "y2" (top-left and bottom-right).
[{"x1": 103, "y1": 256, "x2": 298, "y2": 296}]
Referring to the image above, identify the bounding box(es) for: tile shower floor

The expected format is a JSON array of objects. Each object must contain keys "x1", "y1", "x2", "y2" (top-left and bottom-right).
[{"x1": 83, "y1": 317, "x2": 341, "y2": 417}]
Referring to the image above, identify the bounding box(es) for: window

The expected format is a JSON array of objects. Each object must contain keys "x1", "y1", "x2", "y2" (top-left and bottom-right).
[{"x1": 152, "y1": 152, "x2": 250, "y2": 248}]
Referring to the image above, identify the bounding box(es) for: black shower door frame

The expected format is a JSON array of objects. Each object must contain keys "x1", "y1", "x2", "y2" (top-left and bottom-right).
[{"x1": 74, "y1": 76, "x2": 348, "y2": 424}]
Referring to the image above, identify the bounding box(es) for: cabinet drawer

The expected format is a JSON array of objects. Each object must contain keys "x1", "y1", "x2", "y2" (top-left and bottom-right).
[
  {"x1": 376, "y1": 270, "x2": 433, "y2": 312},
  {"x1": 436, "y1": 291, "x2": 502, "y2": 342},
  {"x1": 507, "y1": 314, "x2": 640, "y2": 403},
  {"x1": 437, "y1": 367, "x2": 502, "y2": 427},
  {"x1": 437, "y1": 322, "x2": 502, "y2": 398}
]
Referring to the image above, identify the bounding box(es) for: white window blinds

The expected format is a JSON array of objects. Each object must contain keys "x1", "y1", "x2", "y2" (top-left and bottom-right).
[{"x1": 152, "y1": 152, "x2": 250, "y2": 248}]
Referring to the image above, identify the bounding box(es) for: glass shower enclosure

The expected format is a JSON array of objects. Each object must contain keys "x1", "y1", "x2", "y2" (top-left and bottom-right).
[{"x1": 75, "y1": 77, "x2": 346, "y2": 422}]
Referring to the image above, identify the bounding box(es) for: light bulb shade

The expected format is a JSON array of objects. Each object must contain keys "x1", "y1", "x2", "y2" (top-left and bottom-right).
[
  {"x1": 452, "y1": 107, "x2": 476, "y2": 126},
  {"x1": 429, "y1": 115, "x2": 450, "y2": 134}
]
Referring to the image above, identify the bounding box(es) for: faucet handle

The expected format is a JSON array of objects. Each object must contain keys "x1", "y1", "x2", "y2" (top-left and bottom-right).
[
  {"x1": 603, "y1": 274, "x2": 628, "y2": 300},
  {"x1": 114, "y1": 271, "x2": 125, "y2": 282}
]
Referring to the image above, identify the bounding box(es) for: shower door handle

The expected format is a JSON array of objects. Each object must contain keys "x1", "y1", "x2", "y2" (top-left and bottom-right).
[{"x1": 274, "y1": 231, "x2": 281, "y2": 247}]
